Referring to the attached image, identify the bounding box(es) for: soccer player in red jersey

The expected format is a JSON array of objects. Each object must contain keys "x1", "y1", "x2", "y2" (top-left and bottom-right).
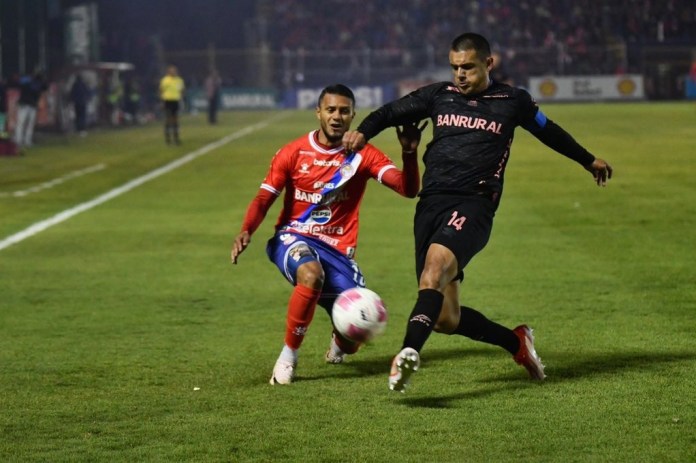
[
  {"x1": 231, "y1": 84, "x2": 426, "y2": 385},
  {"x1": 343, "y1": 33, "x2": 613, "y2": 392}
]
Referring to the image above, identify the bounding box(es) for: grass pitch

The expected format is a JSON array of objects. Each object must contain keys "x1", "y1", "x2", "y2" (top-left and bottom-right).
[{"x1": 0, "y1": 103, "x2": 694, "y2": 462}]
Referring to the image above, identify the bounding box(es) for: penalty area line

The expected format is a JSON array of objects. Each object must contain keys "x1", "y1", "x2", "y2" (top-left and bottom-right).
[{"x1": 0, "y1": 115, "x2": 284, "y2": 252}]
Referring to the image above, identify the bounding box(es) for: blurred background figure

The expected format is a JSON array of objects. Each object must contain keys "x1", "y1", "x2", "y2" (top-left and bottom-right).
[
  {"x1": 490, "y1": 51, "x2": 514, "y2": 86},
  {"x1": 14, "y1": 71, "x2": 47, "y2": 150},
  {"x1": 205, "y1": 69, "x2": 222, "y2": 124},
  {"x1": 106, "y1": 71, "x2": 123, "y2": 126},
  {"x1": 70, "y1": 73, "x2": 91, "y2": 136},
  {"x1": 159, "y1": 65, "x2": 185, "y2": 145},
  {"x1": 123, "y1": 78, "x2": 141, "y2": 125},
  {"x1": 0, "y1": 76, "x2": 8, "y2": 139}
]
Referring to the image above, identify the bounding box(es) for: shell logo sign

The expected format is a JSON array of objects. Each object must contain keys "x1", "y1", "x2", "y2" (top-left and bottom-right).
[
  {"x1": 538, "y1": 79, "x2": 558, "y2": 97},
  {"x1": 617, "y1": 78, "x2": 637, "y2": 96},
  {"x1": 529, "y1": 75, "x2": 644, "y2": 101}
]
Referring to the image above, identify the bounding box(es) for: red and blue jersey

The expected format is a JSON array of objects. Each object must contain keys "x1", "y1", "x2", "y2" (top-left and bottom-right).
[{"x1": 241, "y1": 130, "x2": 418, "y2": 258}]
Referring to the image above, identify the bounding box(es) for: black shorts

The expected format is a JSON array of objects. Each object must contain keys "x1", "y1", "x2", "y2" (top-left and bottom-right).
[
  {"x1": 164, "y1": 100, "x2": 179, "y2": 117},
  {"x1": 413, "y1": 194, "x2": 496, "y2": 281}
]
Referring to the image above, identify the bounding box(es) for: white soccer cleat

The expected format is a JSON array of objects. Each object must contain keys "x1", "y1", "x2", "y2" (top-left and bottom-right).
[
  {"x1": 269, "y1": 359, "x2": 296, "y2": 385},
  {"x1": 325, "y1": 335, "x2": 346, "y2": 364},
  {"x1": 388, "y1": 347, "x2": 420, "y2": 392}
]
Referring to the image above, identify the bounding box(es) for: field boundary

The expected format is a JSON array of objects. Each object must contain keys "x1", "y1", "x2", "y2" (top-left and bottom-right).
[
  {"x1": 0, "y1": 115, "x2": 285, "y2": 252},
  {"x1": 0, "y1": 163, "x2": 107, "y2": 198}
]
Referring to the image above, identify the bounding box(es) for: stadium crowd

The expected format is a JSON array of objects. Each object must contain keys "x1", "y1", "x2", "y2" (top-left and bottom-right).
[
  {"x1": 270, "y1": 0, "x2": 696, "y2": 79},
  {"x1": 271, "y1": 0, "x2": 695, "y2": 51}
]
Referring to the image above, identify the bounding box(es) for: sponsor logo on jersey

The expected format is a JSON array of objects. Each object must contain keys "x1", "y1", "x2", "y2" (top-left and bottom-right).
[
  {"x1": 288, "y1": 221, "x2": 345, "y2": 237},
  {"x1": 294, "y1": 188, "x2": 349, "y2": 205},
  {"x1": 316, "y1": 234, "x2": 339, "y2": 247},
  {"x1": 436, "y1": 114, "x2": 502, "y2": 134},
  {"x1": 313, "y1": 159, "x2": 342, "y2": 167},
  {"x1": 313, "y1": 181, "x2": 336, "y2": 189},
  {"x1": 299, "y1": 150, "x2": 316, "y2": 156},
  {"x1": 280, "y1": 233, "x2": 296, "y2": 245},
  {"x1": 294, "y1": 189, "x2": 323, "y2": 204},
  {"x1": 310, "y1": 206, "x2": 332, "y2": 225},
  {"x1": 320, "y1": 189, "x2": 349, "y2": 205}
]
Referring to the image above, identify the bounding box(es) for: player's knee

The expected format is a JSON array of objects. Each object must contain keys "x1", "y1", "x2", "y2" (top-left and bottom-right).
[{"x1": 296, "y1": 261, "x2": 324, "y2": 289}]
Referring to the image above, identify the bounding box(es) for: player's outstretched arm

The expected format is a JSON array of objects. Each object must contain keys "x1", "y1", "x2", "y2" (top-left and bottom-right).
[
  {"x1": 230, "y1": 188, "x2": 277, "y2": 265},
  {"x1": 584, "y1": 158, "x2": 613, "y2": 186},
  {"x1": 231, "y1": 231, "x2": 251, "y2": 264}
]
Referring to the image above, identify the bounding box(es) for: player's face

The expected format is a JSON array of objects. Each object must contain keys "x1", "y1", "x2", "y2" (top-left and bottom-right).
[
  {"x1": 449, "y1": 49, "x2": 493, "y2": 95},
  {"x1": 316, "y1": 94, "x2": 355, "y2": 146}
]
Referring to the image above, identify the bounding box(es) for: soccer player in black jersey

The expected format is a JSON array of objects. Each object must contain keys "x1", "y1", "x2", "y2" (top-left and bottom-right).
[{"x1": 343, "y1": 32, "x2": 613, "y2": 392}]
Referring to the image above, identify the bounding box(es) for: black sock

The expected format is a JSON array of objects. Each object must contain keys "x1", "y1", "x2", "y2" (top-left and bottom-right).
[
  {"x1": 451, "y1": 305, "x2": 520, "y2": 354},
  {"x1": 402, "y1": 289, "x2": 444, "y2": 352}
]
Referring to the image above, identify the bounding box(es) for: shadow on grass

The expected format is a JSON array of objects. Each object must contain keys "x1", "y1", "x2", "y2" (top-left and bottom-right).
[
  {"x1": 298, "y1": 346, "x2": 497, "y2": 383},
  {"x1": 312, "y1": 348, "x2": 696, "y2": 408}
]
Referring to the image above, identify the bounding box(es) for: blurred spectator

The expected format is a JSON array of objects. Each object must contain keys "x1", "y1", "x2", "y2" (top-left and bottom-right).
[
  {"x1": 490, "y1": 51, "x2": 514, "y2": 86},
  {"x1": 123, "y1": 78, "x2": 142, "y2": 124},
  {"x1": 70, "y1": 74, "x2": 91, "y2": 136},
  {"x1": 267, "y1": 0, "x2": 696, "y2": 81},
  {"x1": 0, "y1": 77, "x2": 7, "y2": 138},
  {"x1": 106, "y1": 71, "x2": 123, "y2": 126},
  {"x1": 204, "y1": 69, "x2": 222, "y2": 124},
  {"x1": 14, "y1": 71, "x2": 47, "y2": 150}
]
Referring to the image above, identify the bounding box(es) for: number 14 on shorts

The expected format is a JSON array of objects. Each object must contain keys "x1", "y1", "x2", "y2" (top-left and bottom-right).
[{"x1": 447, "y1": 211, "x2": 467, "y2": 231}]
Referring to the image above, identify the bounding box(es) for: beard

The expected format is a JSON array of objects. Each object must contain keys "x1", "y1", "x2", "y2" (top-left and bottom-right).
[{"x1": 321, "y1": 127, "x2": 343, "y2": 145}]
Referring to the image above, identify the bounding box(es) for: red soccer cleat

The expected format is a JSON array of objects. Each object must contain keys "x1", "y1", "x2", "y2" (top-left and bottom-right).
[{"x1": 513, "y1": 325, "x2": 546, "y2": 380}]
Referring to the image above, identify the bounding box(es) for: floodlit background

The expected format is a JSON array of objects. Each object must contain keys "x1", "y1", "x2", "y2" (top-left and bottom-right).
[{"x1": 0, "y1": 2, "x2": 695, "y2": 462}]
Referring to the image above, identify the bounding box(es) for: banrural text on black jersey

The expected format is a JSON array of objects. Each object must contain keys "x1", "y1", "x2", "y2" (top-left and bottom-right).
[{"x1": 357, "y1": 81, "x2": 594, "y2": 202}]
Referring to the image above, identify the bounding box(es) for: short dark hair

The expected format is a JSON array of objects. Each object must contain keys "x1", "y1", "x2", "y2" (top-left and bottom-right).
[
  {"x1": 451, "y1": 33, "x2": 491, "y2": 59},
  {"x1": 317, "y1": 84, "x2": 355, "y2": 108}
]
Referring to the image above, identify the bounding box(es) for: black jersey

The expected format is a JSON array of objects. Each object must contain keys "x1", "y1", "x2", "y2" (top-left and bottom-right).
[{"x1": 357, "y1": 81, "x2": 595, "y2": 200}]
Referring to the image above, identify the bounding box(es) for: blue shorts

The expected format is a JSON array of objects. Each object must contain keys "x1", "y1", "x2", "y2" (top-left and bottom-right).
[{"x1": 266, "y1": 232, "x2": 365, "y2": 312}]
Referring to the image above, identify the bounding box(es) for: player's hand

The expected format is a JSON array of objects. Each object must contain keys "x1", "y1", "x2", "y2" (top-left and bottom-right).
[
  {"x1": 342, "y1": 131, "x2": 367, "y2": 153},
  {"x1": 396, "y1": 121, "x2": 428, "y2": 153},
  {"x1": 231, "y1": 231, "x2": 251, "y2": 264},
  {"x1": 585, "y1": 158, "x2": 613, "y2": 186}
]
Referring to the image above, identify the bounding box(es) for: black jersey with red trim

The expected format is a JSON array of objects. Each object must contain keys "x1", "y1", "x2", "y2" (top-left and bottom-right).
[{"x1": 357, "y1": 81, "x2": 595, "y2": 200}]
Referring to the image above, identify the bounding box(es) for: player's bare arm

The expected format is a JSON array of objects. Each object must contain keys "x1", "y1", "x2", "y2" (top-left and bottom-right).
[
  {"x1": 231, "y1": 231, "x2": 251, "y2": 264},
  {"x1": 585, "y1": 158, "x2": 613, "y2": 186}
]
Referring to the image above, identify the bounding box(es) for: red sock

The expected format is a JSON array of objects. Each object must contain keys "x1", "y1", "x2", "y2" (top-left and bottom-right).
[
  {"x1": 285, "y1": 285, "x2": 321, "y2": 350},
  {"x1": 333, "y1": 331, "x2": 360, "y2": 354}
]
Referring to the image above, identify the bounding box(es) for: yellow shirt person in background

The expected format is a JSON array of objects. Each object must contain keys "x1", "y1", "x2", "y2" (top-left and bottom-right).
[{"x1": 159, "y1": 65, "x2": 185, "y2": 145}]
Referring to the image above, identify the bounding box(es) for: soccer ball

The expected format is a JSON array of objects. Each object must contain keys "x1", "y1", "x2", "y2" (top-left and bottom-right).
[{"x1": 332, "y1": 287, "x2": 388, "y2": 343}]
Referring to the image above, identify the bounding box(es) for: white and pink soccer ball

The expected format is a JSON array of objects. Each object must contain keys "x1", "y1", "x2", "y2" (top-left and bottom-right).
[{"x1": 332, "y1": 287, "x2": 388, "y2": 343}]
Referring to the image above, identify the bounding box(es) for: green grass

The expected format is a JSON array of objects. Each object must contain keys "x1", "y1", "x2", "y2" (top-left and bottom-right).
[{"x1": 1, "y1": 103, "x2": 695, "y2": 462}]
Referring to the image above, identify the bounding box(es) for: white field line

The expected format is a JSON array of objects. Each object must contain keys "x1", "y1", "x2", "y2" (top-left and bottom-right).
[
  {"x1": 0, "y1": 163, "x2": 107, "y2": 198},
  {"x1": 0, "y1": 115, "x2": 283, "y2": 252}
]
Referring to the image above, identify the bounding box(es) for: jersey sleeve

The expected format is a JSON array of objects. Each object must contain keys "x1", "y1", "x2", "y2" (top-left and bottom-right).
[
  {"x1": 259, "y1": 146, "x2": 293, "y2": 196},
  {"x1": 363, "y1": 144, "x2": 420, "y2": 198},
  {"x1": 357, "y1": 83, "x2": 441, "y2": 140},
  {"x1": 240, "y1": 188, "x2": 277, "y2": 235},
  {"x1": 240, "y1": 146, "x2": 293, "y2": 235},
  {"x1": 517, "y1": 89, "x2": 595, "y2": 166}
]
